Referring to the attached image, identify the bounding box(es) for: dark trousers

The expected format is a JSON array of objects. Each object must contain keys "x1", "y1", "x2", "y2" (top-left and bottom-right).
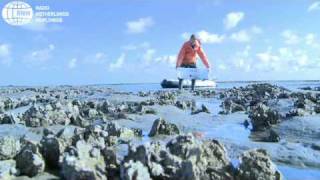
[{"x1": 178, "y1": 63, "x2": 196, "y2": 90}]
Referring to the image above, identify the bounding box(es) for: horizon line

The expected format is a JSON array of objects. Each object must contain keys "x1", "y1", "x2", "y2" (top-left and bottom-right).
[{"x1": 0, "y1": 79, "x2": 319, "y2": 87}]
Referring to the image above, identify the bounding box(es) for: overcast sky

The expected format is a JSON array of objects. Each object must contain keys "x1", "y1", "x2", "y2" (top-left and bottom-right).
[{"x1": 1, "y1": 0, "x2": 320, "y2": 85}]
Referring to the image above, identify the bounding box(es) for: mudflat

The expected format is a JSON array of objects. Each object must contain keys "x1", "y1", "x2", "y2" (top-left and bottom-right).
[{"x1": 0, "y1": 83, "x2": 319, "y2": 179}]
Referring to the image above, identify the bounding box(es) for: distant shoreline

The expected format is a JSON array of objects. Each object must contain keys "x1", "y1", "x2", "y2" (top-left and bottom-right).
[
  {"x1": 0, "y1": 79, "x2": 319, "y2": 88},
  {"x1": 96, "y1": 79, "x2": 320, "y2": 85}
]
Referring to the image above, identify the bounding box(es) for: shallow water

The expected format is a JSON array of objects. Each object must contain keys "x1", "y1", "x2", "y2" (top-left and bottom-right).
[
  {"x1": 278, "y1": 165, "x2": 320, "y2": 180},
  {"x1": 112, "y1": 97, "x2": 320, "y2": 179},
  {"x1": 6, "y1": 105, "x2": 31, "y2": 116},
  {"x1": 146, "y1": 93, "x2": 320, "y2": 179},
  {"x1": 200, "y1": 98, "x2": 320, "y2": 180}
]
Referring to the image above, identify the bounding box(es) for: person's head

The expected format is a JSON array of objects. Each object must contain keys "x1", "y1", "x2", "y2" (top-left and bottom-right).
[
  {"x1": 190, "y1": 34, "x2": 197, "y2": 48},
  {"x1": 190, "y1": 34, "x2": 196, "y2": 43}
]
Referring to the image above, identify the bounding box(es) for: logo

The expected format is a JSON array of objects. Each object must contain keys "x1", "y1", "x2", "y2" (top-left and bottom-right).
[{"x1": 2, "y1": 1, "x2": 33, "y2": 26}]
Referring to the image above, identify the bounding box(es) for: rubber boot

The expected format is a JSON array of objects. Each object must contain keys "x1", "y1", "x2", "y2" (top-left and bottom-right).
[
  {"x1": 191, "y1": 79, "x2": 196, "y2": 91},
  {"x1": 178, "y1": 79, "x2": 183, "y2": 90}
]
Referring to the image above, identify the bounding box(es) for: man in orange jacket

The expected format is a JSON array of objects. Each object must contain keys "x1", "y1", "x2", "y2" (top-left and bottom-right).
[{"x1": 176, "y1": 34, "x2": 210, "y2": 90}]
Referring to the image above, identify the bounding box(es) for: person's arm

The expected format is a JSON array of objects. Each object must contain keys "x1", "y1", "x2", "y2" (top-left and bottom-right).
[
  {"x1": 176, "y1": 44, "x2": 185, "y2": 68},
  {"x1": 197, "y1": 46, "x2": 210, "y2": 68}
]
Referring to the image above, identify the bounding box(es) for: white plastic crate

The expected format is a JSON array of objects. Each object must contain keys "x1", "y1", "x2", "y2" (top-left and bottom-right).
[{"x1": 176, "y1": 68, "x2": 210, "y2": 80}]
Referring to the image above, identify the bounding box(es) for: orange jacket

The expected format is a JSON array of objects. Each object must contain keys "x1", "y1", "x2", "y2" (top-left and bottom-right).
[{"x1": 176, "y1": 39, "x2": 210, "y2": 68}]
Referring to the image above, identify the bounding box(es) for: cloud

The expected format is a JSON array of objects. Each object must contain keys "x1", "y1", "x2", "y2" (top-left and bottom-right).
[
  {"x1": 183, "y1": 26, "x2": 260, "y2": 44},
  {"x1": 254, "y1": 46, "x2": 320, "y2": 73},
  {"x1": 251, "y1": 26, "x2": 263, "y2": 34},
  {"x1": 278, "y1": 47, "x2": 293, "y2": 59},
  {"x1": 281, "y1": 30, "x2": 300, "y2": 45},
  {"x1": 143, "y1": 49, "x2": 156, "y2": 63},
  {"x1": 305, "y1": 33, "x2": 320, "y2": 48},
  {"x1": 224, "y1": 12, "x2": 245, "y2": 30},
  {"x1": 256, "y1": 49, "x2": 280, "y2": 63},
  {"x1": 228, "y1": 45, "x2": 297, "y2": 73},
  {"x1": 154, "y1": 55, "x2": 176, "y2": 67},
  {"x1": 68, "y1": 58, "x2": 77, "y2": 69},
  {"x1": 254, "y1": 47, "x2": 290, "y2": 72},
  {"x1": 297, "y1": 53, "x2": 308, "y2": 66},
  {"x1": 0, "y1": 44, "x2": 10, "y2": 57},
  {"x1": 233, "y1": 46, "x2": 281, "y2": 73},
  {"x1": 24, "y1": 44, "x2": 55, "y2": 65},
  {"x1": 281, "y1": 31, "x2": 320, "y2": 48},
  {"x1": 128, "y1": 43, "x2": 176, "y2": 69},
  {"x1": 225, "y1": 39, "x2": 320, "y2": 76},
  {"x1": 230, "y1": 30, "x2": 251, "y2": 42},
  {"x1": 234, "y1": 59, "x2": 252, "y2": 72},
  {"x1": 305, "y1": 33, "x2": 316, "y2": 45},
  {"x1": 83, "y1": 52, "x2": 108, "y2": 64},
  {"x1": 109, "y1": 53, "x2": 125, "y2": 70},
  {"x1": 308, "y1": 1, "x2": 320, "y2": 12},
  {"x1": 95, "y1": 52, "x2": 105, "y2": 60},
  {"x1": 242, "y1": 45, "x2": 251, "y2": 57},
  {"x1": 126, "y1": 17, "x2": 154, "y2": 34},
  {"x1": 140, "y1": 47, "x2": 175, "y2": 68},
  {"x1": 232, "y1": 46, "x2": 252, "y2": 71},
  {"x1": 0, "y1": 43, "x2": 11, "y2": 66},
  {"x1": 181, "y1": 31, "x2": 225, "y2": 44},
  {"x1": 230, "y1": 27, "x2": 262, "y2": 43},
  {"x1": 197, "y1": 30, "x2": 225, "y2": 44}
]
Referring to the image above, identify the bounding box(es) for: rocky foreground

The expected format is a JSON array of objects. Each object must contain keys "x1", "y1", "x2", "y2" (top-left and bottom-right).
[{"x1": 0, "y1": 83, "x2": 319, "y2": 179}]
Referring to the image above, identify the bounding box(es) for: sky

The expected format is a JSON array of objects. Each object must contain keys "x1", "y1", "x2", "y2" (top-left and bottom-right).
[{"x1": 0, "y1": 0, "x2": 320, "y2": 85}]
